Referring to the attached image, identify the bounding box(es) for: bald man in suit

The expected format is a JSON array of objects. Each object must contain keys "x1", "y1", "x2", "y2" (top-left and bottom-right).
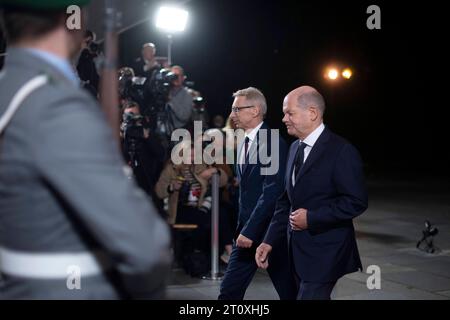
[{"x1": 256, "y1": 86, "x2": 368, "y2": 300}]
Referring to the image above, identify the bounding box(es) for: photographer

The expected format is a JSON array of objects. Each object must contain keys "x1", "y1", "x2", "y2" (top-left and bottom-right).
[
  {"x1": 167, "y1": 65, "x2": 194, "y2": 130},
  {"x1": 155, "y1": 142, "x2": 233, "y2": 274},
  {"x1": 76, "y1": 30, "x2": 100, "y2": 97},
  {"x1": 133, "y1": 42, "x2": 160, "y2": 78},
  {"x1": 121, "y1": 100, "x2": 166, "y2": 209}
]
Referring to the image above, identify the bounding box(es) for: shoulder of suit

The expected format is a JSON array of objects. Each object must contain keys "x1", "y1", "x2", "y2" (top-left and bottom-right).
[
  {"x1": 288, "y1": 139, "x2": 300, "y2": 151},
  {"x1": 265, "y1": 131, "x2": 287, "y2": 152},
  {"x1": 258, "y1": 123, "x2": 284, "y2": 138},
  {"x1": 327, "y1": 130, "x2": 350, "y2": 147},
  {"x1": 325, "y1": 130, "x2": 359, "y2": 157}
]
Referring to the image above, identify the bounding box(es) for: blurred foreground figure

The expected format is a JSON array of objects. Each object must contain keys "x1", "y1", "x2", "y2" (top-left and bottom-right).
[{"x1": 0, "y1": 0, "x2": 170, "y2": 299}]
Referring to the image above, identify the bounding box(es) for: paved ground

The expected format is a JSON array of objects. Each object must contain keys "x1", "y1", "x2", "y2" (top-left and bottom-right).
[{"x1": 166, "y1": 176, "x2": 450, "y2": 300}]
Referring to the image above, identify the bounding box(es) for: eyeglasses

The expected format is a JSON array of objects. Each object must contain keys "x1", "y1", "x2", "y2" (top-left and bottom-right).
[{"x1": 231, "y1": 106, "x2": 255, "y2": 113}]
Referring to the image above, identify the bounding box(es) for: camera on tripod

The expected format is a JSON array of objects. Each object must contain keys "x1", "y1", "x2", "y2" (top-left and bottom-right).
[
  {"x1": 152, "y1": 69, "x2": 179, "y2": 99},
  {"x1": 120, "y1": 103, "x2": 149, "y2": 169},
  {"x1": 119, "y1": 67, "x2": 179, "y2": 132},
  {"x1": 118, "y1": 67, "x2": 145, "y2": 108},
  {"x1": 417, "y1": 220, "x2": 439, "y2": 253}
]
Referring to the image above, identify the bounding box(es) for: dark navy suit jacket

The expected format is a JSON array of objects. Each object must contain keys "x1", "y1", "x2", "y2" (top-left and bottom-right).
[
  {"x1": 264, "y1": 127, "x2": 368, "y2": 282},
  {"x1": 236, "y1": 122, "x2": 288, "y2": 244}
]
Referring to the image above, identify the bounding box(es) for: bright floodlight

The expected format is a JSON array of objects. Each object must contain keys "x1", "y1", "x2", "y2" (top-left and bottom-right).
[
  {"x1": 327, "y1": 69, "x2": 339, "y2": 80},
  {"x1": 156, "y1": 6, "x2": 189, "y2": 32},
  {"x1": 342, "y1": 68, "x2": 353, "y2": 79}
]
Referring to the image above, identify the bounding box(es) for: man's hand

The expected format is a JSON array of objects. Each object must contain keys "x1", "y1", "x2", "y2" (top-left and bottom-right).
[
  {"x1": 199, "y1": 167, "x2": 218, "y2": 181},
  {"x1": 143, "y1": 128, "x2": 150, "y2": 139},
  {"x1": 236, "y1": 234, "x2": 253, "y2": 248},
  {"x1": 255, "y1": 243, "x2": 272, "y2": 269},
  {"x1": 290, "y1": 208, "x2": 308, "y2": 231}
]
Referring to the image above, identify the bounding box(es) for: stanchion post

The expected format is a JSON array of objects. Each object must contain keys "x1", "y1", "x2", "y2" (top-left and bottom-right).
[{"x1": 203, "y1": 171, "x2": 223, "y2": 280}]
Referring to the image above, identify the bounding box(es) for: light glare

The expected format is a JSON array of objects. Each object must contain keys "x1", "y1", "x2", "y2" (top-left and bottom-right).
[
  {"x1": 156, "y1": 6, "x2": 189, "y2": 32},
  {"x1": 327, "y1": 69, "x2": 339, "y2": 80}
]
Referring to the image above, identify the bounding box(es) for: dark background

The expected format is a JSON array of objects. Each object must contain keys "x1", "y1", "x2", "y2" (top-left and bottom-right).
[
  {"x1": 1, "y1": 1, "x2": 448, "y2": 177},
  {"x1": 115, "y1": 0, "x2": 449, "y2": 177}
]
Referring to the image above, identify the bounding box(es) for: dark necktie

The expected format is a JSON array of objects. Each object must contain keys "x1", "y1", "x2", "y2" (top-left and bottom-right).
[
  {"x1": 244, "y1": 137, "x2": 250, "y2": 162},
  {"x1": 294, "y1": 142, "x2": 308, "y2": 178},
  {"x1": 242, "y1": 137, "x2": 250, "y2": 172}
]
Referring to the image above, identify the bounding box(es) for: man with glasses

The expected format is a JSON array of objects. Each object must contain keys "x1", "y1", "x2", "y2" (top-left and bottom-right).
[{"x1": 218, "y1": 87, "x2": 296, "y2": 300}]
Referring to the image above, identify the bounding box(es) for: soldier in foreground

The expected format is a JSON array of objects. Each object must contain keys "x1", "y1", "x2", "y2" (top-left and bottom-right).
[{"x1": 0, "y1": 0, "x2": 170, "y2": 299}]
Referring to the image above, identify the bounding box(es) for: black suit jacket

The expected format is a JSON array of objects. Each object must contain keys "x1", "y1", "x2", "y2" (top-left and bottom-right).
[
  {"x1": 264, "y1": 127, "x2": 368, "y2": 282},
  {"x1": 236, "y1": 122, "x2": 288, "y2": 244}
]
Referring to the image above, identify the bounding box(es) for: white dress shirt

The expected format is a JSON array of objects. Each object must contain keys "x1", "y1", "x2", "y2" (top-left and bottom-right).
[{"x1": 292, "y1": 123, "x2": 325, "y2": 186}]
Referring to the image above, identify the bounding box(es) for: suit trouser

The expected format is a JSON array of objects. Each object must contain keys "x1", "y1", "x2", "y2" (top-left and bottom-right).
[
  {"x1": 289, "y1": 237, "x2": 337, "y2": 300},
  {"x1": 295, "y1": 280, "x2": 336, "y2": 300},
  {"x1": 218, "y1": 242, "x2": 297, "y2": 300}
]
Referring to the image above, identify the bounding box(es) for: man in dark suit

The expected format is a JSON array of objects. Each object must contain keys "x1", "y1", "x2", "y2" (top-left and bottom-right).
[
  {"x1": 218, "y1": 87, "x2": 297, "y2": 300},
  {"x1": 256, "y1": 86, "x2": 368, "y2": 300}
]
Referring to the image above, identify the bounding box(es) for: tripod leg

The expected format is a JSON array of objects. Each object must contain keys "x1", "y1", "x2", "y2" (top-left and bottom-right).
[
  {"x1": 429, "y1": 238, "x2": 435, "y2": 253},
  {"x1": 416, "y1": 235, "x2": 426, "y2": 248}
]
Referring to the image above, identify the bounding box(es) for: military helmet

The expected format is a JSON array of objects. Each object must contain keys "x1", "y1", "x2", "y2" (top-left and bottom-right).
[{"x1": 0, "y1": 0, "x2": 90, "y2": 10}]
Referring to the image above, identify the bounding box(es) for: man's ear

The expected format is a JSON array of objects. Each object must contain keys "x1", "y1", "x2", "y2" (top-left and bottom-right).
[
  {"x1": 253, "y1": 105, "x2": 262, "y2": 118},
  {"x1": 309, "y1": 106, "x2": 319, "y2": 121}
]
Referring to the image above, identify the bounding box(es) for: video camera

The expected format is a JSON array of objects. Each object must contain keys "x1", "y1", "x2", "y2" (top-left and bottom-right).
[
  {"x1": 119, "y1": 69, "x2": 145, "y2": 109},
  {"x1": 122, "y1": 111, "x2": 146, "y2": 140},
  {"x1": 88, "y1": 41, "x2": 101, "y2": 56},
  {"x1": 150, "y1": 69, "x2": 179, "y2": 101},
  {"x1": 119, "y1": 67, "x2": 179, "y2": 131},
  {"x1": 193, "y1": 96, "x2": 205, "y2": 112},
  {"x1": 121, "y1": 109, "x2": 150, "y2": 169}
]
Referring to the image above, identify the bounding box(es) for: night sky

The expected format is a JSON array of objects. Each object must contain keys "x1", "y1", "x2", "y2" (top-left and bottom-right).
[
  {"x1": 116, "y1": 0, "x2": 448, "y2": 177},
  {"x1": 1, "y1": 1, "x2": 448, "y2": 177}
]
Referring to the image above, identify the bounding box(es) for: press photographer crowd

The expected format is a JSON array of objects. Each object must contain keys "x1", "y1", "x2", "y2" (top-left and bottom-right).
[{"x1": 79, "y1": 32, "x2": 237, "y2": 277}]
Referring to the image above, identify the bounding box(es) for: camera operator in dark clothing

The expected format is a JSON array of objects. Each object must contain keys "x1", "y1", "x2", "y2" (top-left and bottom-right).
[
  {"x1": 121, "y1": 100, "x2": 166, "y2": 217},
  {"x1": 76, "y1": 30, "x2": 100, "y2": 97},
  {"x1": 118, "y1": 67, "x2": 146, "y2": 110}
]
